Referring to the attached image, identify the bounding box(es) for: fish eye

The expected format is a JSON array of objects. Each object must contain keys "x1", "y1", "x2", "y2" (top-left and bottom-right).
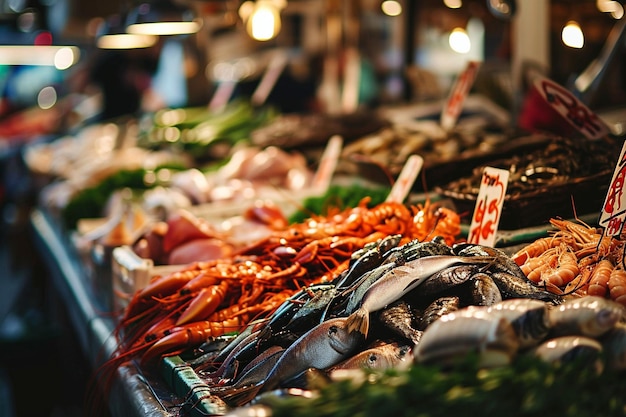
[
  {"x1": 328, "y1": 325, "x2": 338, "y2": 335},
  {"x1": 368, "y1": 354, "x2": 378, "y2": 363}
]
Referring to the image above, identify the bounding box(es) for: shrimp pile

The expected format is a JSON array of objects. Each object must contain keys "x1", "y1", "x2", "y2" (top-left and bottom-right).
[{"x1": 512, "y1": 218, "x2": 626, "y2": 305}]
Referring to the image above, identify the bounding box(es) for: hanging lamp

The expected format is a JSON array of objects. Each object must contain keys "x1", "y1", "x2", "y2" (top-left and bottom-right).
[
  {"x1": 96, "y1": 13, "x2": 158, "y2": 49},
  {"x1": 126, "y1": 0, "x2": 202, "y2": 36}
]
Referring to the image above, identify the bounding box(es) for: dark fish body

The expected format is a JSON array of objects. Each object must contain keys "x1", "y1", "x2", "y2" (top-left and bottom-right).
[
  {"x1": 228, "y1": 346, "x2": 285, "y2": 387},
  {"x1": 287, "y1": 285, "x2": 337, "y2": 331},
  {"x1": 379, "y1": 301, "x2": 423, "y2": 345},
  {"x1": 345, "y1": 255, "x2": 494, "y2": 337},
  {"x1": 490, "y1": 271, "x2": 562, "y2": 304},
  {"x1": 382, "y1": 238, "x2": 453, "y2": 266},
  {"x1": 469, "y1": 273, "x2": 503, "y2": 306},
  {"x1": 417, "y1": 296, "x2": 461, "y2": 331},
  {"x1": 335, "y1": 247, "x2": 382, "y2": 289},
  {"x1": 417, "y1": 264, "x2": 481, "y2": 298}
]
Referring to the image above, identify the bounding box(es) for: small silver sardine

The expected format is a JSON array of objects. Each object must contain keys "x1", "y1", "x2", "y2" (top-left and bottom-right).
[
  {"x1": 331, "y1": 342, "x2": 411, "y2": 371},
  {"x1": 548, "y1": 296, "x2": 625, "y2": 338},
  {"x1": 345, "y1": 255, "x2": 495, "y2": 336},
  {"x1": 414, "y1": 313, "x2": 519, "y2": 367},
  {"x1": 260, "y1": 316, "x2": 365, "y2": 392},
  {"x1": 487, "y1": 298, "x2": 550, "y2": 349},
  {"x1": 530, "y1": 336, "x2": 603, "y2": 373}
]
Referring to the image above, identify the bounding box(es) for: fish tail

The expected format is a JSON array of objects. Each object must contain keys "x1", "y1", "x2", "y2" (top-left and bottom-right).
[{"x1": 345, "y1": 308, "x2": 370, "y2": 337}]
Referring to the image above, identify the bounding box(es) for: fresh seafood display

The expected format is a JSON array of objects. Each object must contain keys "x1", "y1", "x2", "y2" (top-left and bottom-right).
[
  {"x1": 142, "y1": 234, "x2": 580, "y2": 414},
  {"x1": 104, "y1": 199, "x2": 462, "y2": 372},
  {"x1": 255, "y1": 299, "x2": 626, "y2": 417},
  {"x1": 513, "y1": 217, "x2": 626, "y2": 306}
]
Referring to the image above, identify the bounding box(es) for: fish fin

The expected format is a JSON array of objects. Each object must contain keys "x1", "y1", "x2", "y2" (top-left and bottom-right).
[{"x1": 345, "y1": 308, "x2": 370, "y2": 337}]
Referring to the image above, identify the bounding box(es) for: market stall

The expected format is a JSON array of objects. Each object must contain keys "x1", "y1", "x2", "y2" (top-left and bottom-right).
[{"x1": 1, "y1": 1, "x2": 626, "y2": 416}]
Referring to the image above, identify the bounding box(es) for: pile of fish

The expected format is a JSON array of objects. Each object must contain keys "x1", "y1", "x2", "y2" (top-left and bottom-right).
[{"x1": 164, "y1": 235, "x2": 626, "y2": 416}]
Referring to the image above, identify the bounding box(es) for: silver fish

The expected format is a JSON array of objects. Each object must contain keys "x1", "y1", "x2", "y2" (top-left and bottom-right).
[
  {"x1": 414, "y1": 313, "x2": 519, "y2": 368},
  {"x1": 487, "y1": 298, "x2": 550, "y2": 349},
  {"x1": 260, "y1": 316, "x2": 365, "y2": 392},
  {"x1": 548, "y1": 296, "x2": 625, "y2": 338},
  {"x1": 330, "y1": 341, "x2": 411, "y2": 371},
  {"x1": 345, "y1": 255, "x2": 495, "y2": 336},
  {"x1": 530, "y1": 336, "x2": 603, "y2": 373}
]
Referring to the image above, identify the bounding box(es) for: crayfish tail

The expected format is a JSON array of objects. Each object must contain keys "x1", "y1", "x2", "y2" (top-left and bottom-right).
[{"x1": 345, "y1": 308, "x2": 369, "y2": 337}]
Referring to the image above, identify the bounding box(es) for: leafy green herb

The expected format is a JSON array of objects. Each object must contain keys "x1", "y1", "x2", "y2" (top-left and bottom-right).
[
  {"x1": 267, "y1": 354, "x2": 626, "y2": 417},
  {"x1": 62, "y1": 164, "x2": 184, "y2": 229}
]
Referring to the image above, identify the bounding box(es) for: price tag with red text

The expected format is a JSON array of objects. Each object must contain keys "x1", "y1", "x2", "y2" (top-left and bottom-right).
[
  {"x1": 533, "y1": 75, "x2": 610, "y2": 140},
  {"x1": 441, "y1": 60, "x2": 481, "y2": 131},
  {"x1": 599, "y1": 140, "x2": 626, "y2": 236},
  {"x1": 386, "y1": 154, "x2": 424, "y2": 204},
  {"x1": 467, "y1": 166, "x2": 509, "y2": 246}
]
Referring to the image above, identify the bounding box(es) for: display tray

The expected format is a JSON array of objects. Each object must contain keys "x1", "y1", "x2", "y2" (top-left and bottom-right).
[{"x1": 441, "y1": 170, "x2": 611, "y2": 231}]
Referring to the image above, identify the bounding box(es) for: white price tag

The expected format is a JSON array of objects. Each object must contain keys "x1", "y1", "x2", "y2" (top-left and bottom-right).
[
  {"x1": 467, "y1": 166, "x2": 509, "y2": 246},
  {"x1": 599, "y1": 140, "x2": 626, "y2": 236},
  {"x1": 441, "y1": 60, "x2": 481, "y2": 131},
  {"x1": 386, "y1": 154, "x2": 424, "y2": 204},
  {"x1": 252, "y1": 51, "x2": 288, "y2": 107}
]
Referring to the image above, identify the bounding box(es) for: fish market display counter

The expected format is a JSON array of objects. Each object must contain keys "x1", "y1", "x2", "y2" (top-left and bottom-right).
[{"x1": 30, "y1": 208, "x2": 177, "y2": 417}]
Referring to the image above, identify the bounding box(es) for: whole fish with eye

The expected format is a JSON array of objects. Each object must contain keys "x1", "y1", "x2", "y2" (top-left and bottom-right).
[
  {"x1": 453, "y1": 243, "x2": 563, "y2": 304},
  {"x1": 330, "y1": 341, "x2": 412, "y2": 371},
  {"x1": 344, "y1": 255, "x2": 496, "y2": 337},
  {"x1": 548, "y1": 296, "x2": 625, "y2": 338},
  {"x1": 261, "y1": 317, "x2": 365, "y2": 390},
  {"x1": 221, "y1": 316, "x2": 366, "y2": 406}
]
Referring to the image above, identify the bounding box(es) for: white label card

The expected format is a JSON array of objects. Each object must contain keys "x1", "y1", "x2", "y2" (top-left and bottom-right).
[
  {"x1": 599, "y1": 140, "x2": 626, "y2": 236},
  {"x1": 441, "y1": 60, "x2": 481, "y2": 131},
  {"x1": 467, "y1": 166, "x2": 509, "y2": 246},
  {"x1": 386, "y1": 154, "x2": 424, "y2": 204}
]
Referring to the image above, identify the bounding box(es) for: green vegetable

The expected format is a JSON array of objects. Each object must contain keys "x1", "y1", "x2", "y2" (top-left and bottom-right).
[
  {"x1": 138, "y1": 101, "x2": 279, "y2": 160},
  {"x1": 267, "y1": 354, "x2": 626, "y2": 417},
  {"x1": 61, "y1": 164, "x2": 184, "y2": 229}
]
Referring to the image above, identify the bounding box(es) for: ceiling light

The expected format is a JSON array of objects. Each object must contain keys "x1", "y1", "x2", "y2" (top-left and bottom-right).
[
  {"x1": 96, "y1": 13, "x2": 158, "y2": 49},
  {"x1": 0, "y1": 45, "x2": 80, "y2": 68},
  {"x1": 126, "y1": 0, "x2": 202, "y2": 36}
]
